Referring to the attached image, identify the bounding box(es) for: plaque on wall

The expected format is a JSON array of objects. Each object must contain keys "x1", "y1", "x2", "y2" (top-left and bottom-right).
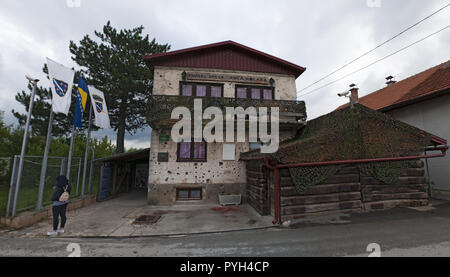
[
  {"x1": 159, "y1": 133, "x2": 170, "y2": 143},
  {"x1": 157, "y1": 152, "x2": 169, "y2": 162},
  {"x1": 186, "y1": 72, "x2": 270, "y2": 85}
]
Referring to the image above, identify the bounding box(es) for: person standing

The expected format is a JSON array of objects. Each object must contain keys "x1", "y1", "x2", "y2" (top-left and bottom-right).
[{"x1": 47, "y1": 175, "x2": 71, "y2": 236}]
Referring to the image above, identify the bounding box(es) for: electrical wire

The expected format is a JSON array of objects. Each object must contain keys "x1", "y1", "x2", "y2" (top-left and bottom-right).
[
  {"x1": 297, "y1": 3, "x2": 450, "y2": 95},
  {"x1": 298, "y1": 24, "x2": 450, "y2": 98}
]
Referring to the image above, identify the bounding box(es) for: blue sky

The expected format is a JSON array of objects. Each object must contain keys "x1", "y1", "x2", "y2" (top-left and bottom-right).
[{"x1": 0, "y1": 0, "x2": 448, "y2": 150}]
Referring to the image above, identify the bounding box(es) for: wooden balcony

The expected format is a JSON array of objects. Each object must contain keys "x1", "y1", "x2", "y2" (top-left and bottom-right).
[{"x1": 146, "y1": 95, "x2": 307, "y2": 131}]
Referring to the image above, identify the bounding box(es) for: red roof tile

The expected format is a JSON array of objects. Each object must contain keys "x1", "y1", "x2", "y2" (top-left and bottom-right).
[{"x1": 337, "y1": 60, "x2": 450, "y2": 111}]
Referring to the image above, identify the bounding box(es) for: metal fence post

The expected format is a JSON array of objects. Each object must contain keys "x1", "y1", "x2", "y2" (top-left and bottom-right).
[
  {"x1": 66, "y1": 126, "x2": 76, "y2": 180},
  {"x1": 88, "y1": 148, "x2": 95, "y2": 195},
  {"x1": 81, "y1": 104, "x2": 93, "y2": 198},
  {"x1": 60, "y1": 157, "x2": 66, "y2": 176},
  {"x1": 36, "y1": 110, "x2": 54, "y2": 210},
  {"x1": 6, "y1": 156, "x2": 19, "y2": 217},
  {"x1": 76, "y1": 158, "x2": 82, "y2": 196}
]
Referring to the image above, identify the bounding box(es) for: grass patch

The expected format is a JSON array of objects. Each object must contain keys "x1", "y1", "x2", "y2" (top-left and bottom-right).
[{"x1": 0, "y1": 180, "x2": 99, "y2": 216}]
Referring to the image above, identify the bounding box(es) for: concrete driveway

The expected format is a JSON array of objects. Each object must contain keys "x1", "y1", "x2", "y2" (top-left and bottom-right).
[{"x1": 6, "y1": 191, "x2": 274, "y2": 238}]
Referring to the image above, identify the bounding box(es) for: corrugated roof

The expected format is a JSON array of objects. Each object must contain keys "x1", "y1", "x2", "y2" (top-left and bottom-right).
[
  {"x1": 142, "y1": 40, "x2": 306, "y2": 78},
  {"x1": 337, "y1": 60, "x2": 450, "y2": 111}
]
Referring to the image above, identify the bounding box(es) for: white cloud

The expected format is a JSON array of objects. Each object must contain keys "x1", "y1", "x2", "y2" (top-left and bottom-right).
[{"x1": 0, "y1": 0, "x2": 448, "y2": 136}]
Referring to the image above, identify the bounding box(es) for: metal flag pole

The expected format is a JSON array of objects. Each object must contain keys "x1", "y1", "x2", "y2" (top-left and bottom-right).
[
  {"x1": 12, "y1": 76, "x2": 39, "y2": 216},
  {"x1": 81, "y1": 102, "x2": 93, "y2": 198},
  {"x1": 36, "y1": 109, "x2": 54, "y2": 210},
  {"x1": 66, "y1": 125, "x2": 76, "y2": 181}
]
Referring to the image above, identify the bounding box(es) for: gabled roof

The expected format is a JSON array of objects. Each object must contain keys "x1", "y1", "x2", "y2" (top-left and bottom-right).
[
  {"x1": 143, "y1": 40, "x2": 306, "y2": 78},
  {"x1": 337, "y1": 60, "x2": 450, "y2": 111}
]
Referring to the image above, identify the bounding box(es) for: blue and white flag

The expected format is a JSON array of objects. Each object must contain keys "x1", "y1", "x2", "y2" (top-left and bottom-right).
[
  {"x1": 46, "y1": 58, "x2": 75, "y2": 115},
  {"x1": 88, "y1": 86, "x2": 110, "y2": 129}
]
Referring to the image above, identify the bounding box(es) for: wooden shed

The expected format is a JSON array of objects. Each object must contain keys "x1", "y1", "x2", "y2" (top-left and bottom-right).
[
  {"x1": 241, "y1": 104, "x2": 447, "y2": 223},
  {"x1": 96, "y1": 148, "x2": 150, "y2": 200}
]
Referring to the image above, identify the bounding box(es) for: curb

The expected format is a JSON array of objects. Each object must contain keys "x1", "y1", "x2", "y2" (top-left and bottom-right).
[{"x1": 43, "y1": 225, "x2": 279, "y2": 239}]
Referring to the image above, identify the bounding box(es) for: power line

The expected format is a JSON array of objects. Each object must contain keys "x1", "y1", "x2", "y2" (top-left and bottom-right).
[
  {"x1": 298, "y1": 24, "x2": 450, "y2": 98},
  {"x1": 297, "y1": 3, "x2": 450, "y2": 94}
]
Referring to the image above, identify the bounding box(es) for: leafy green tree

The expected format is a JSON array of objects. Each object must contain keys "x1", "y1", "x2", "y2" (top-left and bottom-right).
[{"x1": 69, "y1": 21, "x2": 170, "y2": 153}]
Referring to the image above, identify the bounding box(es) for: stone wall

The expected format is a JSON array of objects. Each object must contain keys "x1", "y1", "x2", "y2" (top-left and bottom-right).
[{"x1": 148, "y1": 65, "x2": 299, "y2": 204}]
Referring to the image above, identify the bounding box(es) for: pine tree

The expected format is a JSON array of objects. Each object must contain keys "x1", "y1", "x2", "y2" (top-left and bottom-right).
[{"x1": 69, "y1": 21, "x2": 170, "y2": 153}]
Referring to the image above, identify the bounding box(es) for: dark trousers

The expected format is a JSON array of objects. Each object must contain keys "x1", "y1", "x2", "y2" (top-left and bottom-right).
[{"x1": 52, "y1": 204, "x2": 68, "y2": 231}]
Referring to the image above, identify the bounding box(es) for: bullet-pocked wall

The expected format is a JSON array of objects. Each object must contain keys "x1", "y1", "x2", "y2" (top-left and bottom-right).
[
  {"x1": 153, "y1": 66, "x2": 297, "y2": 100},
  {"x1": 147, "y1": 65, "x2": 298, "y2": 204}
]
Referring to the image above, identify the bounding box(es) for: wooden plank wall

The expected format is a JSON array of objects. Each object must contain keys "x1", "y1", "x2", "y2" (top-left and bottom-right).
[
  {"x1": 280, "y1": 166, "x2": 362, "y2": 221},
  {"x1": 245, "y1": 160, "x2": 270, "y2": 216},
  {"x1": 361, "y1": 160, "x2": 428, "y2": 211},
  {"x1": 244, "y1": 160, "x2": 428, "y2": 221}
]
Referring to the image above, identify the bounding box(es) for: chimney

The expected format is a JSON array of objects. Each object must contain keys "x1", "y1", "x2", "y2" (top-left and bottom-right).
[
  {"x1": 385, "y1": 75, "x2": 396, "y2": 86},
  {"x1": 349, "y1": 83, "x2": 359, "y2": 107}
]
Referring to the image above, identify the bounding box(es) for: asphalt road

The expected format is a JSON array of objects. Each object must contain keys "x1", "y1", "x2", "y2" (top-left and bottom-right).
[{"x1": 1, "y1": 203, "x2": 450, "y2": 257}]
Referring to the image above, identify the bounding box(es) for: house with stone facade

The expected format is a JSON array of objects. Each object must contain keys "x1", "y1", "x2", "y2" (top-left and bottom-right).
[
  {"x1": 144, "y1": 41, "x2": 307, "y2": 204},
  {"x1": 142, "y1": 41, "x2": 447, "y2": 225}
]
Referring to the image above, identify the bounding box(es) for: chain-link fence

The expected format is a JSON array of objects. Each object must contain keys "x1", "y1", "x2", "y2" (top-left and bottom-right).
[{"x1": 2, "y1": 154, "x2": 100, "y2": 217}]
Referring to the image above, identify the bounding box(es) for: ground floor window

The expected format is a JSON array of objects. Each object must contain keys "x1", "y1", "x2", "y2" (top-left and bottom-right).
[{"x1": 177, "y1": 188, "x2": 202, "y2": 200}]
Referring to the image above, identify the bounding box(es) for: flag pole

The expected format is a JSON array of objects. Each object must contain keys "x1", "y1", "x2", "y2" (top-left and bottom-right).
[
  {"x1": 36, "y1": 108, "x2": 54, "y2": 210},
  {"x1": 12, "y1": 76, "x2": 39, "y2": 216},
  {"x1": 66, "y1": 125, "x2": 77, "y2": 181},
  {"x1": 81, "y1": 101, "x2": 93, "y2": 198}
]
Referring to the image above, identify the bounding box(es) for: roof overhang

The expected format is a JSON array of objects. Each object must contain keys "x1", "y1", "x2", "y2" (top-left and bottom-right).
[{"x1": 95, "y1": 148, "x2": 150, "y2": 163}]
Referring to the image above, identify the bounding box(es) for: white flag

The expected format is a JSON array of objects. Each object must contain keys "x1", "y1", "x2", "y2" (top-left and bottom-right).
[
  {"x1": 88, "y1": 86, "x2": 111, "y2": 129},
  {"x1": 46, "y1": 58, "x2": 75, "y2": 115}
]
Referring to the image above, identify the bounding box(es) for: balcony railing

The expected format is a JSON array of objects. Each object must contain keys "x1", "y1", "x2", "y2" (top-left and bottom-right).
[{"x1": 146, "y1": 95, "x2": 307, "y2": 130}]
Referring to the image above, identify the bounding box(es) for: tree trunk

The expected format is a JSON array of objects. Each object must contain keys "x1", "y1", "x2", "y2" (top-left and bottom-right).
[{"x1": 116, "y1": 98, "x2": 127, "y2": 154}]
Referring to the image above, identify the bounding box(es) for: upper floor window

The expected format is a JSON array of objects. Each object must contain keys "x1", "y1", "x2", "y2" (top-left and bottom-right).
[
  {"x1": 180, "y1": 82, "x2": 223, "y2": 98},
  {"x1": 235, "y1": 85, "x2": 274, "y2": 100}
]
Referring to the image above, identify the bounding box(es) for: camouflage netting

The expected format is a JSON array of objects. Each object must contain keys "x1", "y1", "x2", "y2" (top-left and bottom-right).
[{"x1": 242, "y1": 104, "x2": 432, "y2": 194}]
